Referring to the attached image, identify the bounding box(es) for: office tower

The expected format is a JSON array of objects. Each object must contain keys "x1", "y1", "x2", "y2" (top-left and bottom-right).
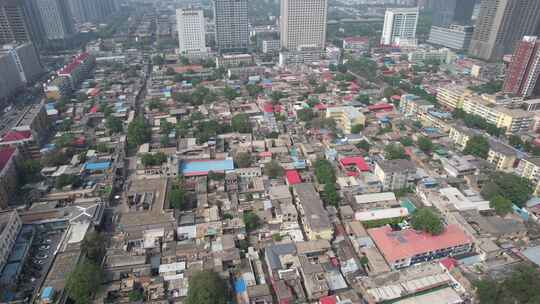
[
  {"x1": 0, "y1": 0, "x2": 44, "y2": 45},
  {"x1": 503, "y1": 36, "x2": 540, "y2": 98},
  {"x1": 36, "y1": 0, "x2": 76, "y2": 41},
  {"x1": 380, "y1": 7, "x2": 419, "y2": 46},
  {"x1": 280, "y1": 0, "x2": 328, "y2": 51},
  {"x1": 469, "y1": 0, "x2": 540, "y2": 61},
  {"x1": 428, "y1": 25, "x2": 474, "y2": 50},
  {"x1": 1, "y1": 43, "x2": 44, "y2": 84},
  {"x1": 176, "y1": 9, "x2": 207, "y2": 57},
  {"x1": 430, "y1": 0, "x2": 474, "y2": 27},
  {"x1": 213, "y1": 0, "x2": 249, "y2": 53},
  {"x1": 67, "y1": 0, "x2": 115, "y2": 24}
]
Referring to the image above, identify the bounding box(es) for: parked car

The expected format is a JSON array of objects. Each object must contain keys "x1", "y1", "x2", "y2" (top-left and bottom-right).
[
  {"x1": 33, "y1": 259, "x2": 45, "y2": 265},
  {"x1": 39, "y1": 245, "x2": 50, "y2": 251},
  {"x1": 35, "y1": 253, "x2": 48, "y2": 260}
]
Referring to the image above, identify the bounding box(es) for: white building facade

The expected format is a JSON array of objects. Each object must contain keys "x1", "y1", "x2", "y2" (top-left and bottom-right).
[
  {"x1": 176, "y1": 9, "x2": 207, "y2": 57},
  {"x1": 380, "y1": 7, "x2": 419, "y2": 46}
]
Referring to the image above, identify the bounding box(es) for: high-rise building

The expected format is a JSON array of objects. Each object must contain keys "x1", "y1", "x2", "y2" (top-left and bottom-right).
[
  {"x1": 1, "y1": 43, "x2": 44, "y2": 84},
  {"x1": 469, "y1": 0, "x2": 540, "y2": 61},
  {"x1": 36, "y1": 0, "x2": 75, "y2": 41},
  {"x1": 503, "y1": 36, "x2": 540, "y2": 98},
  {"x1": 213, "y1": 0, "x2": 249, "y2": 53},
  {"x1": 430, "y1": 0, "x2": 474, "y2": 27},
  {"x1": 280, "y1": 0, "x2": 328, "y2": 51},
  {"x1": 176, "y1": 9, "x2": 207, "y2": 57},
  {"x1": 380, "y1": 7, "x2": 419, "y2": 46},
  {"x1": 428, "y1": 24, "x2": 474, "y2": 51},
  {"x1": 67, "y1": 0, "x2": 116, "y2": 24},
  {"x1": 0, "y1": 0, "x2": 45, "y2": 45}
]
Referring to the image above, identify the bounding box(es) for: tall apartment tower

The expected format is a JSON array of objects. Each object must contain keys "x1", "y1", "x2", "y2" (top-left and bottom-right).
[
  {"x1": 280, "y1": 0, "x2": 328, "y2": 51},
  {"x1": 380, "y1": 7, "x2": 419, "y2": 46},
  {"x1": 176, "y1": 9, "x2": 207, "y2": 57},
  {"x1": 0, "y1": 0, "x2": 45, "y2": 45},
  {"x1": 469, "y1": 0, "x2": 540, "y2": 61},
  {"x1": 213, "y1": 0, "x2": 249, "y2": 53},
  {"x1": 430, "y1": 0, "x2": 474, "y2": 27},
  {"x1": 36, "y1": 0, "x2": 75, "y2": 41},
  {"x1": 503, "y1": 36, "x2": 540, "y2": 98}
]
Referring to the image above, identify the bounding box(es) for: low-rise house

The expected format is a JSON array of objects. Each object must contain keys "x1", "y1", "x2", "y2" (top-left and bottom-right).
[
  {"x1": 293, "y1": 183, "x2": 333, "y2": 241},
  {"x1": 374, "y1": 159, "x2": 416, "y2": 191}
]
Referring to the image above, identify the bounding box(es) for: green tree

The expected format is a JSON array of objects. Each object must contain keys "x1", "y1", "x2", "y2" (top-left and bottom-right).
[
  {"x1": 463, "y1": 135, "x2": 489, "y2": 159},
  {"x1": 243, "y1": 211, "x2": 262, "y2": 232},
  {"x1": 314, "y1": 159, "x2": 336, "y2": 184},
  {"x1": 355, "y1": 140, "x2": 371, "y2": 152},
  {"x1": 481, "y1": 172, "x2": 533, "y2": 207},
  {"x1": 246, "y1": 84, "x2": 262, "y2": 97},
  {"x1": 475, "y1": 266, "x2": 540, "y2": 304},
  {"x1": 152, "y1": 55, "x2": 164, "y2": 66},
  {"x1": 140, "y1": 152, "x2": 167, "y2": 166},
  {"x1": 106, "y1": 116, "x2": 123, "y2": 133},
  {"x1": 127, "y1": 116, "x2": 151, "y2": 147},
  {"x1": 231, "y1": 113, "x2": 251, "y2": 133},
  {"x1": 322, "y1": 183, "x2": 339, "y2": 207},
  {"x1": 18, "y1": 159, "x2": 42, "y2": 184},
  {"x1": 400, "y1": 137, "x2": 414, "y2": 147},
  {"x1": 508, "y1": 135, "x2": 523, "y2": 149},
  {"x1": 65, "y1": 261, "x2": 103, "y2": 304},
  {"x1": 351, "y1": 124, "x2": 364, "y2": 134},
  {"x1": 270, "y1": 90, "x2": 285, "y2": 103},
  {"x1": 128, "y1": 290, "x2": 144, "y2": 302},
  {"x1": 184, "y1": 271, "x2": 229, "y2": 304},
  {"x1": 264, "y1": 160, "x2": 283, "y2": 178},
  {"x1": 417, "y1": 136, "x2": 433, "y2": 153},
  {"x1": 314, "y1": 84, "x2": 327, "y2": 94},
  {"x1": 234, "y1": 152, "x2": 252, "y2": 168},
  {"x1": 297, "y1": 108, "x2": 314, "y2": 122},
  {"x1": 357, "y1": 94, "x2": 370, "y2": 105},
  {"x1": 173, "y1": 92, "x2": 192, "y2": 104},
  {"x1": 384, "y1": 144, "x2": 409, "y2": 160},
  {"x1": 222, "y1": 86, "x2": 239, "y2": 101},
  {"x1": 490, "y1": 195, "x2": 513, "y2": 216},
  {"x1": 56, "y1": 174, "x2": 80, "y2": 189},
  {"x1": 82, "y1": 231, "x2": 106, "y2": 263},
  {"x1": 411, "y1": 208, "x2": 443, "y2": 235},
  {"x1": 169, "y1": 182, "x2": 186, "y2": 210}
]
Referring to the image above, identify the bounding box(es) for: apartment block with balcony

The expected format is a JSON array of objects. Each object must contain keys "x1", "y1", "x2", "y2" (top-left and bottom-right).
[
  {"x1": 325, "y1": 106, "x2": 365, "y2": 134},
  {"x1": 517, "y1": 157, "x2": 540, "y2": 195},
  {"x1": 436, "y1": 85, "x2": 469, "y2": 109},
  {"x1": 0, "y1": 210, "x2": 22, "y2": 270}
]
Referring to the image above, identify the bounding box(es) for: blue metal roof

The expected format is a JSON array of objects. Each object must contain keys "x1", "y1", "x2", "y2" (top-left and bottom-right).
[
  {"x1": 84, "y1": 161, "x2": 111, "y2": 171},
  {"x1": 234, "y1": 279, "x2": 246, "y2": 293},
  {"x1": 180, "y1": 159, "x2": 234, "y2": 175},
  {"x1": 41, "y1": 287, "x2": 54, "y2": 300}
]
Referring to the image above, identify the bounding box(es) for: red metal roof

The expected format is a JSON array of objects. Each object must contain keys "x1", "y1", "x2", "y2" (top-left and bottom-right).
[
  {"x1": 440, "y1": 257, "x2": 457, "y2": 270},
  {"x1": 314, "y1": 103, "x2": 327, "y2": 111},
  {"x1": 89, "y1": 106, "x2": 98, "y2": 113},
  {"x1": 2, "y1": 130, "x2": 32, "y2": 142},
  {"x1": 319, "y1": 296, "x2": 337, "y2": 304},
  {"x1": 285, "y1": 170, "x2": 301, "y2": 185},
  {"x1": 343, "y1": 36, "x2": 369, "y2": 43},
  {"x1": 367, "y1": 225, "x2": 472, "y2": 263},
  {"x1": 58, "y1": 52, "x2": 89, "y2": 75},
  {"x1": 368, "y1": 103, "x2": 394, "y2": 112},
  {"x1": 0, "y1": 147, "x2": 16, "y2": 171},
  {"x1": 340, "y1": 156, "x2": 370, "y2": 172}
]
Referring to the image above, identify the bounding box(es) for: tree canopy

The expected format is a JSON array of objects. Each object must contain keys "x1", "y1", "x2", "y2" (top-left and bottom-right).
[
  {"x1": 489, "y1": 195, "x2": 513, "y2": 216},
  {"x1": 184, "y1": 270, "x2": 229, "y2": 304},
  {"x1": 127, "y1": 116, "x2": 151, "y2": 147},
  {"x1": 243, "y1": 211, "x2": 262, "y2": 232},
  {"x1": 234, "y1": 152, "x2": 252, "y2": 168},
  {"x1": 411, "y1": 208, "x2": 444, "y2": 235},
  {"x1": 417, "y1": 136, "x2": 433, "y2": 153},
  {"x1": 81, "y1": 231, "x2": 106, "y2": 263},
  {"x1": 314, "y1": 159, "x2": 336, "y2": 184},
  {"x1": 140, "y1": 152, "x2": 167, "y2": 167},
  {"x1": 65, "y1": 261, "x2": 103, "y2": 304},
  {"x1": 463, "y1": 135, "x2": 489, "y2": 159},
  {"x1": 231, "y1": 113, "x2": 251, "y2": 133},
  {"x1": 475, "y1": 266, "x2": 540, "y2": 304},
  {"x1": 481, "y1": 172, "x2": 533, "y2": 207},
  {"x1": 169, "y1": 181, "x2": 186, "y2": 210},
  {"x1": 384, "y1": 144, "x2": 409, "y2": 160},
  {"x1": 264, "y1": 160, "x2": 284, "y2": 178},
  {"x1": 322, "y1": 183, "x2": 339, "y2": 207}
]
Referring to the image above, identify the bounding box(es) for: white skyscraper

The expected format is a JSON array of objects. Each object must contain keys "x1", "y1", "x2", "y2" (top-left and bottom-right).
[
  {"x1": 176, "y1": 9, "x2": 207, "y2": 57},
  {"x1": 380, "y1": 7, "x2": 419, "y2": 46},
  {"x1": 280, "y1": 0, "x2": 328, "y2": 50}
]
